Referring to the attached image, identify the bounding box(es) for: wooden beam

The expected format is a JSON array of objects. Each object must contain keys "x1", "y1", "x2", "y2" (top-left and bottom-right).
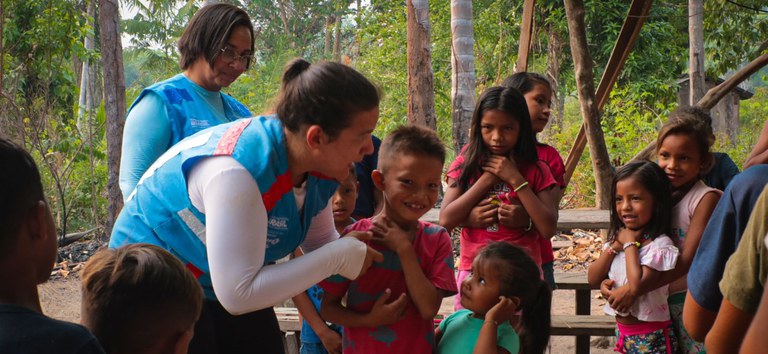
[
  {"x1": 515, "y1": 0, "x2": 536, "y2": 73},
  {"x1": 563, "y1": 0, "x2": 654, "y2": 186},
  {"x1": 631, "y1": 51, "x2": 768, "y2": 162}
]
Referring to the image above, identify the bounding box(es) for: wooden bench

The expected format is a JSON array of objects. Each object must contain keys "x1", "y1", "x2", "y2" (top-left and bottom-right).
[
  {"x1": 420, "y1": 208, "x2": 610, "y2": 230},
  {"x1": 274, "y1": 306, "x2": 615, "y2": 354},
  {"x1": 554, "y1": 272, "x2": 615, "y2": 354}
]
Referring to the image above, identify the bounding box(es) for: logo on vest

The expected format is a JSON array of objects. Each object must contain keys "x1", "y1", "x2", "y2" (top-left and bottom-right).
[
  {"x1": 266, "y1": 216, "x2": 289, "y2": 248},
  {"x1": 190, "y1": 118, "x2": 211, "y2": 128}
]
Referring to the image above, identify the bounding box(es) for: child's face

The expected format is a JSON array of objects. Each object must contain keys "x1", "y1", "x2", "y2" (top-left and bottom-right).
[
  {"x1": 523, "y1": 84, "x2": 552, "y2": 134},
  {"x1": 377, "y1": 153, "x2": 441, "y2": 226},
  {"x1": 332, "y1": 173, "x2": 358, "y2": 224},
  {"x1": 481, "y1": 109, "x2": 520, "y2": 156},
  {"x1": 657, "y1": 133, "x2": 705, "y2": 188},
  {"x1": 615, "y1": 176, "x2": 654, "y2": 231},
  {"x1": 460, "y1": 256, "x2": 503, "y2": 315}
]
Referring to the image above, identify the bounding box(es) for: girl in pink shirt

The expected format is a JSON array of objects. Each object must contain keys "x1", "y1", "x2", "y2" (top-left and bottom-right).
[
  {"x1": 440, "y1": 86, "x2": 557, "y2": 310},
  {"x1": 588, "y1": 161, "x2": 679, "y2": 353}
]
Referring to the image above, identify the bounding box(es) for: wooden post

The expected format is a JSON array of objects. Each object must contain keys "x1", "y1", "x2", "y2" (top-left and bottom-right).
[
  {"x1": 562, "y1": 0, "x2": 654, "y2": 187},
  {"x1": 564, "y1": 0, "x2": 615, "y2": 210},
  {"x1": 515, "y1": 0, "x2": 536, "y2": 73},
  {"x1": 689, "y1": 0, "x2": 706, "y2": 105},
  {"x1": 406, "y1": 0, "x2": 437, "y2": 130}
]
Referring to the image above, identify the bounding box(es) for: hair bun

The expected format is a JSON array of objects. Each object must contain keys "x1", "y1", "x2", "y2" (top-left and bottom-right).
[{"x1": 282, "y1": 58, "x2": 311, "y2": 85}]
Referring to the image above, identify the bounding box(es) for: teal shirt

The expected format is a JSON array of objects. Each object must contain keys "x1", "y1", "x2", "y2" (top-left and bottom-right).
[{"x1": 438, "y1": 310, "x2": 519, "y2": 354}]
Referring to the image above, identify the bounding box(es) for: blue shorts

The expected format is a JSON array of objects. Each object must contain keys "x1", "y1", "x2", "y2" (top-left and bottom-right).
[{"x1": 300, "y1": 342, "x2": 328, "y2": 354}]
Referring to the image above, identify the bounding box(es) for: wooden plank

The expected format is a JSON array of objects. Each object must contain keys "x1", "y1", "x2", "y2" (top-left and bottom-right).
[
  {"x1": 554, "y1": 272, "x2": 591, "y2": 290},
  {"x1": 557, "y1": 209, "x2": 610, "y2": 230},
  {"x1": 551, "y1": 315, "x2": 615, "y2": 336},
  {"x1": 515, "y1": 0, "x2": 536, "y2": 72},
  {"x1": 420, "y1": 208, "x2": 610, "y2": 230},
  {"x1": 552, "y1": 240, "x2": 573, "y2": 250}
]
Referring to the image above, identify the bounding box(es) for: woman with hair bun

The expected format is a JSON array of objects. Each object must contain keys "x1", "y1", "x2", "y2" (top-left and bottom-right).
[{"x1": 110, "y1": 59, "x2": 384, "y2": 353}]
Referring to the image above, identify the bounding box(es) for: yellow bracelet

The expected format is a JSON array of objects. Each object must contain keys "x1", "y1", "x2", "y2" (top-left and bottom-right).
[
  {"x1": 622, "y1": 241, "x2": 641, "y2": 250},
  {"x1": 513, "y1": 181, "x2": 529, "y2": 193}
]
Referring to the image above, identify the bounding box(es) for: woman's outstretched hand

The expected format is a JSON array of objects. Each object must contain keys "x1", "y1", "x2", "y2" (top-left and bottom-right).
[{"x1": 344, "y1": 230, "x2": 384, "y2": 278}]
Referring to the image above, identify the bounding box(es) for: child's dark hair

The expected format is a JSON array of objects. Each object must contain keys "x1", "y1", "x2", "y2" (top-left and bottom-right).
[
  {"x1": 656, "y1": 108, "x2": 714, "y2": 175},
  {"x1": 0, "y1": 138, "x2": 44, "y2": 260},
  {"x1": 378, "y1": 125, "x2": 446, "y2": 172},
  {"x1": 275, "y1": 59, "x2": 381, "y2": 139},
  {"x1": 451, "y1": 86, "x2": 538, "y2": 191},
  {"x1": 479, "y1": 242, "x2": 551, "y2": 354},
  {"x1": 81, "y1": 243, "x2": 204, "y2": 354},
  {"x1": 178, "y1": 3, "x2": 254, "y2": 70},
  {"x1": 609, "y1": 161, "x2": 672, "y2": 240},
  {"x1": 501, "y1": 72, "x2": 553, "y2": 96}
]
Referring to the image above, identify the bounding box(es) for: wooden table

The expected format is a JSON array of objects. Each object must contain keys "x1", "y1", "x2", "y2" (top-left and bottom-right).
[
  {"x1": 555, "y1": 272, "x2": 599, "y2": 354},
  {"x1": 420, "y1": 208, "x2": 611, "y2": 230}
]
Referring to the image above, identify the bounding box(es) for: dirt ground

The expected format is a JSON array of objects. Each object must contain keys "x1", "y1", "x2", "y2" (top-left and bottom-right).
[{"x1": 39, "y1": 269, "x2": 616, "y2": 354}]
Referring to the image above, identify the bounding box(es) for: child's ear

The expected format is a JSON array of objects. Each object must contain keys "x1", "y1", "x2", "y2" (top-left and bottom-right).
[
  {"x1": 27, "y1": 201, "x2": 53, "y2": 242},
  {"x1": 372, "y1": 170, "x2": 385, "y2": 191},
  {"x1": 507, "y1": 296, "x2": 522, "y2": 312},
  {"x1": 172, "y1": 327, "x2": 195, "y2": 354}
]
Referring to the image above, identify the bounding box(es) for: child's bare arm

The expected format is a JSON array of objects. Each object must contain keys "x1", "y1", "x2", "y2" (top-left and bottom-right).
[
  {"x1": 320, "y1": 288, "x2": 409, "y2": 328},
  {"x1": 371, "y1": 217, "x2": 441, "y2": 319},
  {"x1": 473, "y1": 297, "x2": 516, "y2": 354},
  {"x1": 440, "y1": 174, "x2": 498, "y2": 232},
  {"x1": 587, "y1": 241, "x2": 619, "y2": 289},
  {"x1": 293, "y1": 292, "x2": 341, "y2": 353},
  {"x1": 659, "y1": 192, "x2": 720, "y2": 284}
]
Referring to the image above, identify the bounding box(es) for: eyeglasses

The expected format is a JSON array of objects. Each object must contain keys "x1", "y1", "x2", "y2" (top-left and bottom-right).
[{"x1": 219, "y1": 46, "x2": 252, "y2": 65}]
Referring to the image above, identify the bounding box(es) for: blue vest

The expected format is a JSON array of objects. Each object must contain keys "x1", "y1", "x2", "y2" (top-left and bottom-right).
[
  {"x1": 110, "y1": 116, "x2": 339, "y2": 300},
  {"x1": 128, "y1": 74, "x2": 252, "y2": 147}
]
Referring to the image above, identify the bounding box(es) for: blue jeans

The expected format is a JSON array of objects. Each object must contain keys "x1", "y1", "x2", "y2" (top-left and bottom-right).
[
  {"x1": 300, "y1": 342, "x2": 329, "y2": 354},
  {"x1": 542, "y1": 261, "x2": 557, "y2": 290}
]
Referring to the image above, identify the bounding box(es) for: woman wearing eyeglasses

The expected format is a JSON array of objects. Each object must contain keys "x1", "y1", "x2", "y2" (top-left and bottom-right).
[{"x1": 119, "y1": 3, "x2": 254, "y2": 200}]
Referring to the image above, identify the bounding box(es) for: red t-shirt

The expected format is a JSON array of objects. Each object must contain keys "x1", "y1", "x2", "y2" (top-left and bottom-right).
[
  {"x1": 446, "y1": 153, "x2": 556, "y2": 270},
  {"x1": 536, "y1": 143, "x2": 566, "y2": 263},
  {"x1": 320, "y1": 219, "x2": 457, "y2": 354}
]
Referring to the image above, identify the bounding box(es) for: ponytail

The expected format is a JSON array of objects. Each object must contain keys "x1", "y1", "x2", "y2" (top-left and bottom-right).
[
  {"x1": 281, "y1": 58, "x2": 311, "y2": 85},
  {"x1": 274, "y1": 58, "x2": 380, "y2": 138},
  {"x1": 519, "y1": 281, "x2": 552, "y2": 354}
]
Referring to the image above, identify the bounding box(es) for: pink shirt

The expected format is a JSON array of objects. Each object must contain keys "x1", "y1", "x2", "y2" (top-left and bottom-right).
[
  {"x1": 669, "y1": 180, "x2": 721, "y2": 293},
  {"x1": 320, "y1": 219, "x2": 457, "y2": 354},
  {"x1": 446, "y1": 153, "x2": 556, "y2": 270},
  {"x1": 536, "y1": 143, "x2": 566, "y2": 264},
  {"x1": 604, "y1": 235, "x2": 679, "y2": 322}
]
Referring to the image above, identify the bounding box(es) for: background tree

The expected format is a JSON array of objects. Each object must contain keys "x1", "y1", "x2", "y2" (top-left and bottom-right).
[{"x1": 449, "y1": 0, "x2": 474, "y2": 153}]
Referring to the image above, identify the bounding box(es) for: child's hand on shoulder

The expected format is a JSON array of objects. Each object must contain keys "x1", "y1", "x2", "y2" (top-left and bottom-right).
[
  {"x1": 486, "y1": 296, "x2": 518, "y2": 325},
  {"x1": 483, "y1": 156, "x2": 523, "y2": 186},
  {"x1": 371, "y1": 216, "x2": 412, "y2": 255}
]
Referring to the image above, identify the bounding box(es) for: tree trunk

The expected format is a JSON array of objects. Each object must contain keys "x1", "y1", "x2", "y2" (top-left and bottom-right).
[
  {"x1": 325, "y1": 15, "x2": 333, "y2": 57},
  {"x1": 406, "y1": 0, "x2": 436, "y2": 130},
  {"x1": 98, "y1": 0, "x2": 126, "y2": 240},
  {"x1": 564, "y1": 0, "x2": 613, "y2": 209},
  {"x1": 689, "y1": 0, "x2": 706, "y2": 105},
  {"x1": 334, "y1": 10, "x2": 342, "y2": 62},
  {"x1": 450, "y1": 0, "x2": 474, "y2": 154},
  {"x1": 546, "y1": 24, "x2": 563, "y2": 134}
]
